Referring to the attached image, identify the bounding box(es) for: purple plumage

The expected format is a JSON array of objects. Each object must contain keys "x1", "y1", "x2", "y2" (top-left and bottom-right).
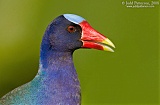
[{"x1": 0, "y1": 14, "x2": 115, "y2": 105}]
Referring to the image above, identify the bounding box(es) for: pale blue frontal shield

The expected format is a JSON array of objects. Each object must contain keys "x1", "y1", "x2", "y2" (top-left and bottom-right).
[{"x1": 63, "y1": 14, "x2": 85, "y2": 24}]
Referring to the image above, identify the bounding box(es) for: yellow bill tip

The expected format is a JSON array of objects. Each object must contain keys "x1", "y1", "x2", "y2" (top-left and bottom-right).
[
  {"x1": 103, "y1": 46, "x2": 114, "y2": 52},
  {"x1": 103, "y1": 38, "x2": 116, "y2": 48}
]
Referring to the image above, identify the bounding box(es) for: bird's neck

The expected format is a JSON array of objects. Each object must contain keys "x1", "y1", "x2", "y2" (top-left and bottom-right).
[
  {"x1": 33, "y1": 47, "x2": 80, "y2": 104},
  {"x1": 39, "y1": 50, "x2": 80, "y2": 86}
]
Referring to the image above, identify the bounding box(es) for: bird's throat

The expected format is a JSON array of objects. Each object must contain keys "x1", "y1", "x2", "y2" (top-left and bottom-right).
[{"x1": 36, "y1": 50, "x2": 81, "y2": 104}]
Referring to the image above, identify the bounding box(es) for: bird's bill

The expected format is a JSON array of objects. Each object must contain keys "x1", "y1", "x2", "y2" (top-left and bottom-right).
[{"x1": 79, "y1": 21, "x2": 115, "y2": 52}]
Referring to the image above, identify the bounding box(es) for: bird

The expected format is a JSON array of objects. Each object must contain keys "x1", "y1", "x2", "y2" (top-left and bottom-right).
[{"x1": 0, "y1": 14, "x2": 115, "y2": 105}]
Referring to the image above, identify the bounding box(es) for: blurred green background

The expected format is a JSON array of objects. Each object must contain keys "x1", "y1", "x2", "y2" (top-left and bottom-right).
[{"x1": 0, "y1": 0, "x2": 159, "y2": 105}]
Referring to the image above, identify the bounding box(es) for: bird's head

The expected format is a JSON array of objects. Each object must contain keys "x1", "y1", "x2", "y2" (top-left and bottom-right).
[{"x1": 42, "y1": 14, "x2": 115, "y2": 53}]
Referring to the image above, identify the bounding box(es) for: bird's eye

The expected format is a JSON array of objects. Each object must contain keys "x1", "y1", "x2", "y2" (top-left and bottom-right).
[{"x1": 67, "y1": 26, "x2": 76, "y2": 33}]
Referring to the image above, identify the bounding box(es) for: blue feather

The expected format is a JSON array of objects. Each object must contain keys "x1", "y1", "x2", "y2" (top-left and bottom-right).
[{"x1": 0, "y1": 14, "x2": 82, "y2": 105}]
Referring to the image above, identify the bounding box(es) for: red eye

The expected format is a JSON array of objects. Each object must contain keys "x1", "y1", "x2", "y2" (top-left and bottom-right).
[{"x1": 67, "y1": 26, "x2": 76, "y2": 33}]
